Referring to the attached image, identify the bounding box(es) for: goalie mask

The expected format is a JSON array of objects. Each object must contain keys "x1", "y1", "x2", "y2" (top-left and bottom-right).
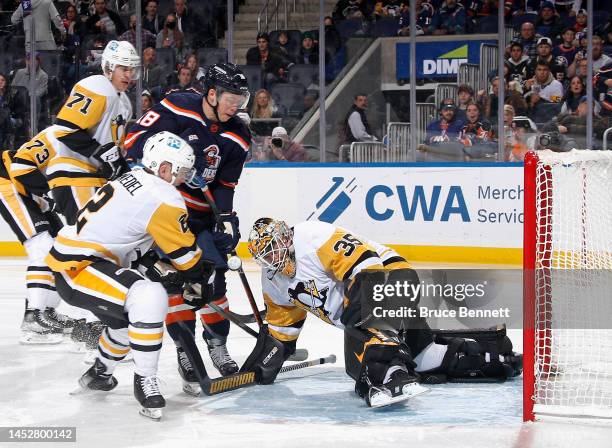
[{"x1": 248, "y1": 218, "x2": 295, "y2": 278}]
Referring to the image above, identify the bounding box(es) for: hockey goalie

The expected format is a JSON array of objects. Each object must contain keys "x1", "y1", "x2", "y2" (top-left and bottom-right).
[{"x1": 245, "y1": 218, "x2": 523, "y2": 407}]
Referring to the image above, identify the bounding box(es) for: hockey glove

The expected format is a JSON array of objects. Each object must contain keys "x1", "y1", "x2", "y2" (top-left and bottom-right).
[
  {"x1": 212, "y1": 212, "x2": 240, "y2": 253},
  {"x1": 182, "y1": 260, "x2": 216, "y2": 309},
  {"x1": 95, "y1": 143, "x2": 129, "y2": 181},
  {"x1": 240, "y1": 325, "x2": 291, "y2": 385},
  {"x1": 137, "y1": 250, "x2": 184, "y2": 293}
]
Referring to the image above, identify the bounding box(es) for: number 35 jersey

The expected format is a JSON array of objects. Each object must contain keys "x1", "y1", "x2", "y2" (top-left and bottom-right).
[
  {"x1": 7, "y1": 75, "x2": 132, "y2": 195},
  {"x1": 261, "y1": 220, "x2": 410, "y2": 343},
  {"x1": 45, "y1": 168, "x2": 201, "y2": 275}
]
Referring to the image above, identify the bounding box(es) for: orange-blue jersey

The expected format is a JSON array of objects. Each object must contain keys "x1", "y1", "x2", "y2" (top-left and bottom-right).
[{"x1": 124, "y1": 91, "x2": 251, "y2": 219}]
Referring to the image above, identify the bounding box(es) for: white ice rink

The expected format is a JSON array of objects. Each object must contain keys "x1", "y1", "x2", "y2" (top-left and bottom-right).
[{"x1": 1, "y1": 258, "x2": 612, "y2": 448}]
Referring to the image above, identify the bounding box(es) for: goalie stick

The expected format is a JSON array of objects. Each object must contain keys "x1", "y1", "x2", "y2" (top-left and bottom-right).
[
  {"x1": 177, "y1": 321, "x2": 334, "y2": 395},
  {"x1": 225, "y1": 308, "x2": 266, "y2": 324}
]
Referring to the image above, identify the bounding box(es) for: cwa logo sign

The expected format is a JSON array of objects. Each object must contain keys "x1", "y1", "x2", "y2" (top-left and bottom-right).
[
  {"x1": 423, "y1": 44, "x2": 468, "y2": 76},
  {"x1": 308, "y1": 178, "x2": 471, "y2": 224}
]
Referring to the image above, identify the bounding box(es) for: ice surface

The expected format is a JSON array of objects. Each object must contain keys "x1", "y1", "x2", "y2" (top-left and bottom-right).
[{"x1": 1, "y1": 259, "x2": 611, "y2": 448}]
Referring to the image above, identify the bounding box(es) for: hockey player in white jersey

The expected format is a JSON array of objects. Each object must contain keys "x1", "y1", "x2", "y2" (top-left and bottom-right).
[
  {"x1": 246, "y1": 218, "x2": 522, "y2": 407},
  {"x1": 7, "y1": 39, "x2": 140, "y2": 347},
  {"x1": 45, "y1": 132, "x2": 215, "y2": 420}
]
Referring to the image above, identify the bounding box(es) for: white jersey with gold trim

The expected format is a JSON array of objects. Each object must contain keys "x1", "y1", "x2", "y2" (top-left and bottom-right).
[
  {"x1": 262, "y1": 221, "x2": 410, "y2": 342},
  {"x1": 44, "y1": 75, "x2": 132, "y2": 189},
  {"x1": 46, "y1": 168, "x2": 201, "y2": 274}
]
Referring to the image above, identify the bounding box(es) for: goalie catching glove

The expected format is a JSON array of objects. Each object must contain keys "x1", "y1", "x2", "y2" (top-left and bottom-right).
[{"x1": 94, "y1": 142, "x2": 130, "y2": 181}]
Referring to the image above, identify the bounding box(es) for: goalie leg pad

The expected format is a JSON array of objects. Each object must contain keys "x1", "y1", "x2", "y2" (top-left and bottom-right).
[
  {"x1": 419, "y1": 332, "x2": 523, "y2": 384},
  {"x1": 240, "y1": 325, "x2": 288, "y2": 384},
  {"x1": 344, "y1": 328, "x2": 416, "y2": 398}
]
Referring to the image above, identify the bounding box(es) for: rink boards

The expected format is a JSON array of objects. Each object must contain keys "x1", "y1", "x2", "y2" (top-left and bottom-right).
[{"x1": 0, "y1": 162, "x2": 524, "y2": 265}]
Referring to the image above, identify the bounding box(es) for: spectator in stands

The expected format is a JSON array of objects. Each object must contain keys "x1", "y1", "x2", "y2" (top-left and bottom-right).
[
  {"x1": 85, "y1": 0, "x2": 125, "y2": 39},
  {"x1": 62, "y1": 4, "x2": 84, "y2": 74},
  {"x1": 507, "y1": 41, "x2": 530, "y2": 84},
  {"x1": 535, "y1": 1, "x2": 564, "y2": 40},
  {"x1": 11, "y1": 53, "x2": 48, "y2": 99},
  {"x1": 141, "y1": 47, "x2": 165, "y2": 91},
  {"x1": 83, "y1": 34, "x2": 107, "y2": 75},
  {"x1": 594, "y1": 63, "x2": 612, "y2": 119},
  {"x1": 324, "y1": 16, "x2": 342, "y2": 54},
  {"x1": 172, "y1": 0, "x2": 211, "y2": 48},
  {"x1": 592, "y1": 35, "x2": 612, "y2": 72},
  {"x1": 428, "y1": 0, "x2": 466, "y2": 35},
  {"x1": 524, "y1": 61, "x2": 564, "y2": 116},
  {"x1": 397, "y1": 0, "x2": 433, "y2": 37},
  {"x1": 250, "y1": 88, "x2": 280, "y2": 119},
  {"x1": 342, "y1": 93, "x2": 377, "y2": 143},
  {"x1": 141, "y1": 89, "x2": 154, "y2": 113},
  {"x1": 572, "y1": 9, "x2": 587, "y2": 33},
  {"x1": 526, "y1": 37, "x2": 564, "y2": 79},
  {"x1": 119, "y1": 14, "x2": 156, "y2": 49},
  {"x1": 477, "y1": 74, "x2": 528, "y2": 121},
  {"x1": 297, "y1": 32, "x2": 319, "y2": 65},
  {"x1": 0, "y1": 73, "x2": 15, "y2": 149},
  {"x1": 559, "y1": 76, "x2": 586, "y2": 115},
  {"x1": 163, "y1": 65, "x2": 200, "y2": 97},
  {"x1": 553, "y1": 27, "x2": 578, "y2": 67},
  {"x1": 424, "y1": 99, "x2": 464, "y2": 145},
  {"x1": 11, "y1": 0, "x2": 65, "y2": 52},
  {"x1": 456, "y1": 84, "x2": 474, "y2": 121},
  {"x1": 265, "y1": 126, "x2": 309, "y2": 161},
  {"x1": 156, "y1": 13, "x2": 190, "y2": 63},
  {"x1": 507, "y1": 114, "x2": 535, "y2": 162},
  {"x1": 332, "y1": 0, "x2": 368, "y2": 21},
  {"x1": 459, "y1": 102, "x2": 496, "y2": 157},
  {"x1": 143, "y1": 0, "x2": 163, "y2": 35},
  {"x1": 304, "y1": 90, "x2": 318, "y2": 111},
  {"x1": 542, "y1": 96, "x2": 608, "y2": 149},
  {"x1": 517, "y1": 22, "x2": 539, "y2": 59},
  {"x1": 185, "y1": 53, "x2": 205, "y2": 82},
  {"x1": 246, "y1": 32, "x2": 287, "y2": 87},
  {"x1": 274, "y1": 30, "x2": 297, "y2": 63}
]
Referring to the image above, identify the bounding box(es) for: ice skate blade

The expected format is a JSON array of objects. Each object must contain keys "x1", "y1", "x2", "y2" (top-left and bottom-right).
[
  {"x1": 19, "y1": 332, "x2": 63, "y2": 345},
  {"x1": 368, "y1": 382, "x2": 429, "y2": 408},
  {"x1": 139, "y1": 407, "x2": 163, "y2": 421},
  {"x1": 182, "y1": 381, "x2": 201, "y2": 397}
]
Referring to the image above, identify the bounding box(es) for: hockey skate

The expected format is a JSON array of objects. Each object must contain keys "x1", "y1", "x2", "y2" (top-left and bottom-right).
[
  {"x1": 205, "y1": 336, "x2": 238, "y2": 376},
  {"x1": 177, "y1": 347, "x2": 200, "y2": 396},
  {"x1": 73, "y1": 358, "x2": 118, "y2": 394},
  {"x1": 134, "y1": 374, "x2": 165, "y2": 421},
  {"x1": 43, "y1": 308, "x2": 80, "y2": 335},
  {"x1": 68, "y1": 319, "x2": 88, "y2": 352},
  {"x1": 19, "y1": 309, "x2": 63, "y2": 345},
  {"x1": 365, "y1": 366, "x2": 428, "y2": 408}
]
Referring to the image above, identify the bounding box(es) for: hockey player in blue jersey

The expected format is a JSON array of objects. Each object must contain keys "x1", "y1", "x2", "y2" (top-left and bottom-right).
[{"x1": 125, "y1": 63, "x2": 251, "y2": 390}]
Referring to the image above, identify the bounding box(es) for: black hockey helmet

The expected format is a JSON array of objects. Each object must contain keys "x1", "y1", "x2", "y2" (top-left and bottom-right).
[{"x1": 204, "y1": 63, "x2": 249, "y2": 98}]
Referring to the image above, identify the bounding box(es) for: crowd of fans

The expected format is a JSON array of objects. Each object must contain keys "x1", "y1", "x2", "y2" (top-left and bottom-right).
[{"x1": 0, "y1": 0, "x2": 610, "y2": 161}]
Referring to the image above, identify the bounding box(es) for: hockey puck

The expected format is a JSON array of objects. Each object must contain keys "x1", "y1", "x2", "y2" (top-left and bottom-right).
[{"x1": 227, "y1": 256, "x2": 242, "y2": 271}]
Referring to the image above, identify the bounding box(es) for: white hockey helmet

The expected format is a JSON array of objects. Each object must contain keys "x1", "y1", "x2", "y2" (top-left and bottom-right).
[
  {"x1": 101, "y1": 40, "x2": 141, "y2": 80},
  {"x1": 141, "y1": 131, "x2": 196, "y2": 185},
  {"x1": 248, "y1": 218, "x2": 295, "y2": 278}
]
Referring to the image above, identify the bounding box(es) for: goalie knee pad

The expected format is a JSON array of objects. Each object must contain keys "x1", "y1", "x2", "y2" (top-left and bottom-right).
[{"x1": 419, "y1": 325, "x2": 522, "y2": 383}]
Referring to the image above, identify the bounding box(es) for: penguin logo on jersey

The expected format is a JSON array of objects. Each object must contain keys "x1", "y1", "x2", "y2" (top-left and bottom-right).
[
  {"x1": 111, "y1": 114, "x2": 126, "y2": 145},
  {"x1": 202, "y1": 145, "x2": 221, "y2": 183},
  {"x1": 178, "y1": 214, "x2": 189, "y2": 233},
  {"x1": 288, "y1": 280, "x2": 332, "y2": 324}
]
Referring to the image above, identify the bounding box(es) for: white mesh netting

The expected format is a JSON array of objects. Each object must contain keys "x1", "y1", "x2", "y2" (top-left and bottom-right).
[{"x1": 533, "y1": 149, "x2": 612, "y2": 419}]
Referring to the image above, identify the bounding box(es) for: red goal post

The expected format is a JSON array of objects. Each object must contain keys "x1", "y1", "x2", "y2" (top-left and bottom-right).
[{"x1": 523, "y1": 149, "x2": 612, "y2": 421}]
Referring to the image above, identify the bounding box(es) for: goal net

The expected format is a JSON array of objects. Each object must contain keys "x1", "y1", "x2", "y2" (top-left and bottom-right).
[{"x1": 523, "y1": 149, "x2": 612, "y2": 421}]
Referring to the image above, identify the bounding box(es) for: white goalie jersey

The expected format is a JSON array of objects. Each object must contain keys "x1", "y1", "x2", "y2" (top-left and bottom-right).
[{"x1": 262, "y1": 220, "x2": 411, "y2": 343}]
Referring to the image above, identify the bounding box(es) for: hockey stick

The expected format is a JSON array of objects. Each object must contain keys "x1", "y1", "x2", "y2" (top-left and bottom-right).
[
  {"x1": 225, "y1": 308, "x2": 266, "y2": 324},
  {"x1": 201, "y1": 185, "x2": 264, "y2": 327},
  {"x1": 205, "y1": 300, "x2": 308, "y2": 361},
  {"x1": 279, "y1": 354, "x2": 337, "y2": 374}
]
